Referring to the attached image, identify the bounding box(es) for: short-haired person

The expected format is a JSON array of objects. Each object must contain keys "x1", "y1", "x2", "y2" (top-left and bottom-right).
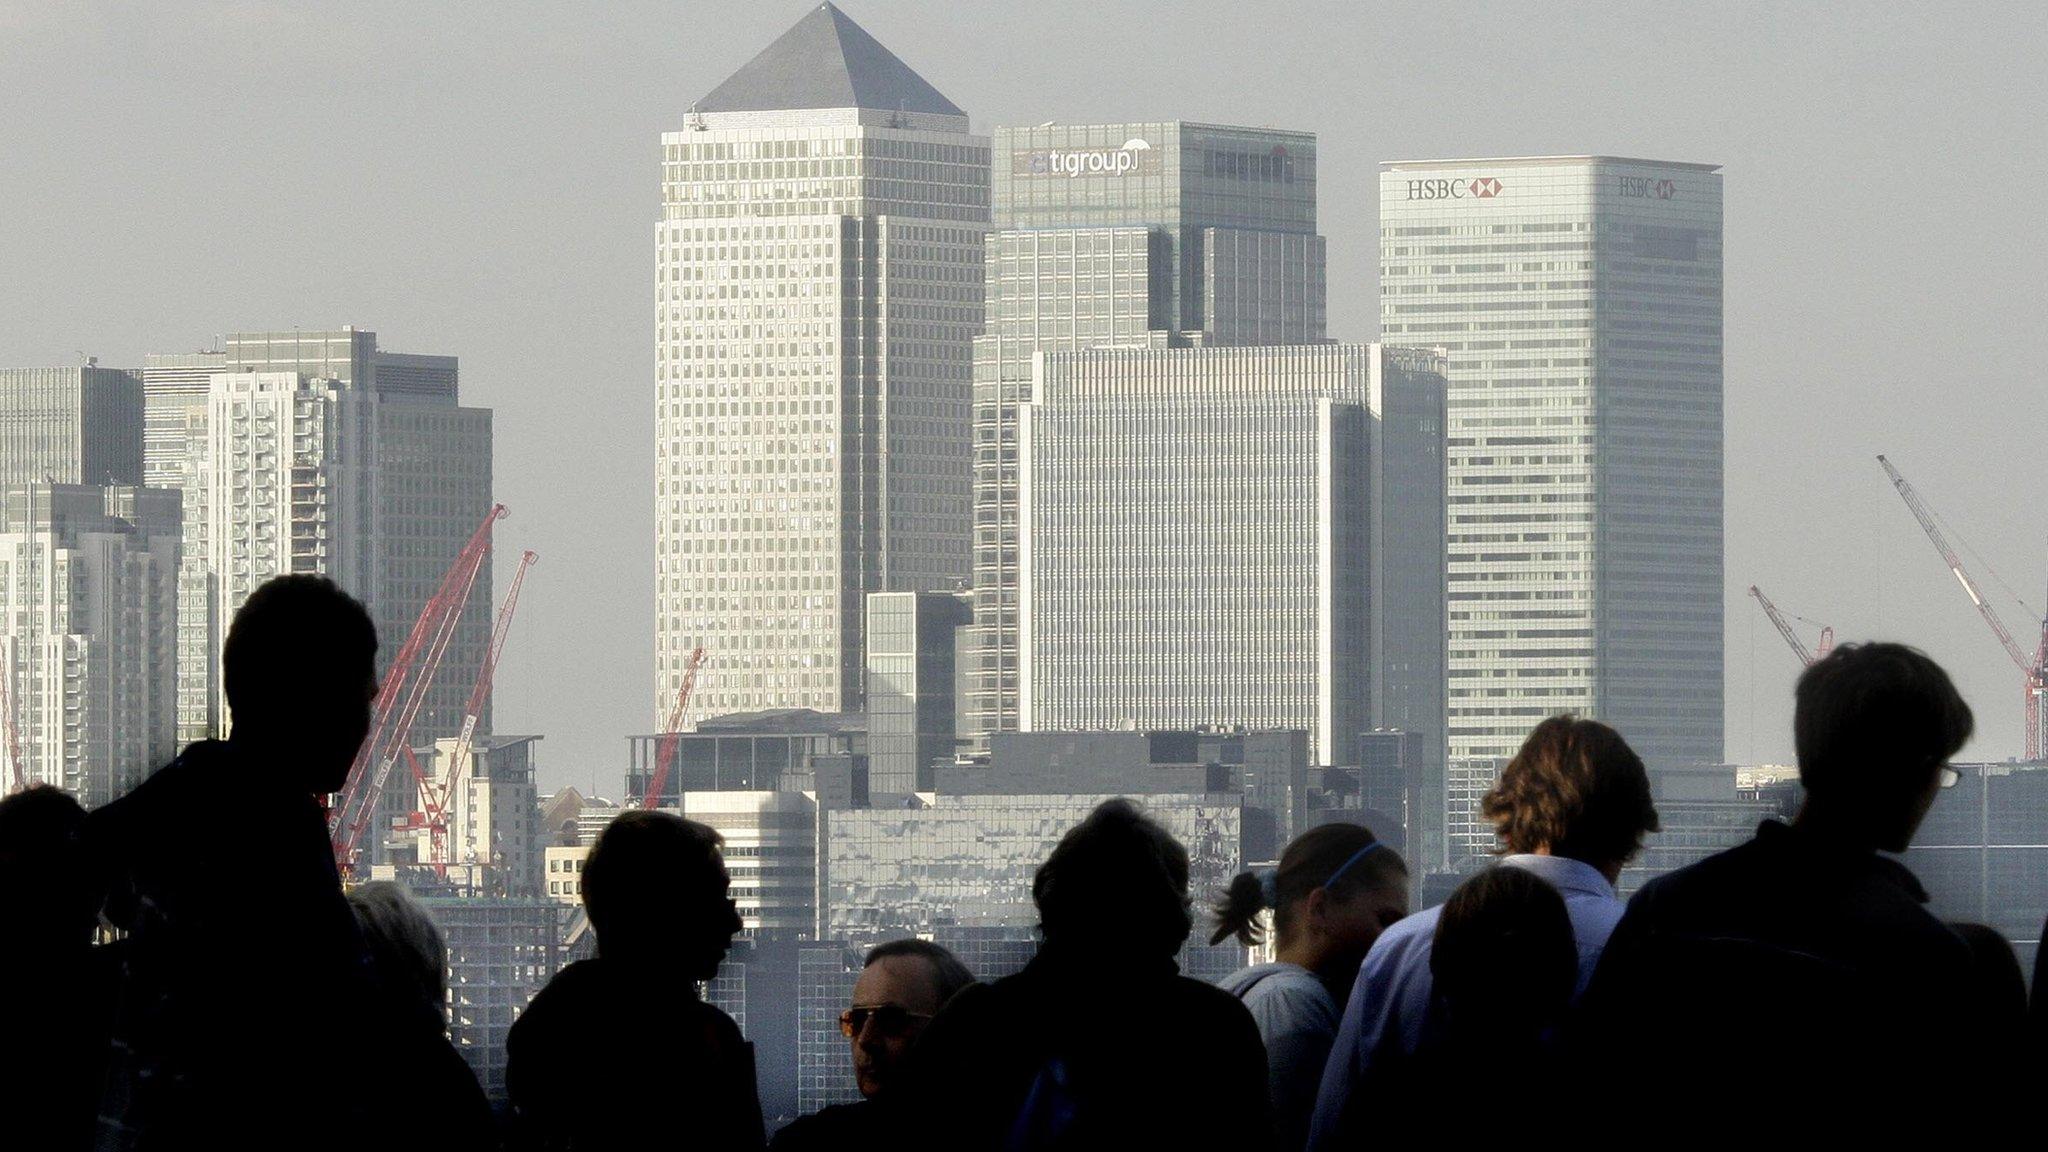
[
  {"x1": 770, "y1": 939, "x2": 975, "y2": 1150},
  {"x1": 906, "y1": 798, "x2": 1272, "y2": 1151},
  {"x1": 1574, "y1": 643, "x2": 1992, "y2": 1131},
  {"x1": 85, "y1": 574, "x2": 388, "y2": 1149},
  {"x1": 1214, "y1": 824, "x2": 1409, "y2": 1151},
  {"x1": 346, "y1": 883, "x2": 494, "y2": 1152},
  {"x1": 2, "y1": 785, "x2": 111, "y2": 1150},
  {"x1": 1307, "y1": 716, "x2": 1657, "y2": 1150},
  {"x1": 507, "y1": 810, "x2": 761, "y2": 1151}
]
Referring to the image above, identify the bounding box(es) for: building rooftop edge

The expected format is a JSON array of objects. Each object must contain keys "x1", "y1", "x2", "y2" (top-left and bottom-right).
[
  {"x1": 1382, "y1": 155, "x2": 1721, "y2": 172},
  {"x1": 994, "y1": 120, "x2": 1316, "y2": 139}
]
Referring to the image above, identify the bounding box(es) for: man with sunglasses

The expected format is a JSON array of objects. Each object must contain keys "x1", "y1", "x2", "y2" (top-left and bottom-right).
[
  {"x1": 772, "y1": 939, "x2": 974, "y2": 1151},
  {"x1": 1575, "y1": 642, "x2": 1995, "y2": 1133}
]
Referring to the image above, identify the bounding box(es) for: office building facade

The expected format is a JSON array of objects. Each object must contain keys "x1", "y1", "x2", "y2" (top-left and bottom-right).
[
  {"x1": 964, "y1": 121, "x2": 1325, "y2": 751},
  {"x1": 654, "y1": 4, "x2": 988, "y2": 729},
  {"x1": 864, "y1": 589, "x2": 969, "y2": 794},
  {"x1": 1381, "y1": 157, "x2": 1723, "y2": 858},
  {"x1": 168, "y1": 329, "x2": 493, "y2": 749},
  {"x1": 1018, "y1": 343, "x2": 1445, "y2": 768},
  {"x1": 0, "y1": 483, "x2": 180, "y2": 804},
  {"x1": 0, "y1": 365, "x2": 143, "y2": 492}
]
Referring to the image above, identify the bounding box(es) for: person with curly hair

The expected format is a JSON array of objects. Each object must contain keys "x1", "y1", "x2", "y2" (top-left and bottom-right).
[{"x1": 1306, "y1": 715, "x2": 1658, "y2": 1149}]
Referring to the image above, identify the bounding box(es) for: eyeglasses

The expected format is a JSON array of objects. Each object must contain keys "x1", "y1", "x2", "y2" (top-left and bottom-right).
[{"x1": 839, "y1": 1003, "x2": 932, "y2": 1039}]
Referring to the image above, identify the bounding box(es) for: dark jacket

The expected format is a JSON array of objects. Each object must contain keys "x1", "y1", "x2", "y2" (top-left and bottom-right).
[
  {"x1": 904, "y1": 947, "x2": 1272, "y2": 1151},
  {"x1": 84, "y1": 740, "x2": 385, "y2": 1150},
  {"x1": 507, "y1": 958, "x2": 764, "y2": 1151},
  {"x1": 1575, "y1": 820, "x2": 1986, "y2": 1127},
  {"x1": 768, "y1": 1098, "x2": 894, "y2": 1151}
]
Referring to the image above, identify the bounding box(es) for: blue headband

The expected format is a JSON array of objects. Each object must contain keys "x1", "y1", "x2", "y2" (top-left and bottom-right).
[{"x1": 1321, "y1": 840, "x2": 1384, "y2": 891}]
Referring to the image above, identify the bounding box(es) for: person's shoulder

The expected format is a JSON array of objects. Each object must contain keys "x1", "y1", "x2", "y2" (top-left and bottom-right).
[
  {"x1": 770, "y1": 1100, "x2": 874, "y2": 1150},
  {"x1": 1174, "y1": 972, "x2": 1264, "y2": 1021}
]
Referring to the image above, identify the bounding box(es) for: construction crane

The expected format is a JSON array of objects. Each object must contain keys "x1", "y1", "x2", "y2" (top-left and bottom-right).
[
  {"x1": 1748, "y1": 585, "x2": 1835, "y2": 667},
  {"x1": 1877, "y1": 454, "x2": 2048, "y2": 760},
  {"x1": 641, "y1": 646, "x2": 707, "y2": 810},
  {"x1": 415, "y1": 549, "x2": 538, "y2": 878},
  {"x1": 1, "y1": 656, "x2": 25, "y2": 793},
  {"x1": 328, "y1": 504, "x2": 506, "y2": 873}
]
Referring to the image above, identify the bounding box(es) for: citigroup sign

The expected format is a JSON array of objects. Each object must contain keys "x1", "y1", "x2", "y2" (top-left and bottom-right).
[{"x1": 1013, "y1": 138, "x2": 1157, "y2": 178}]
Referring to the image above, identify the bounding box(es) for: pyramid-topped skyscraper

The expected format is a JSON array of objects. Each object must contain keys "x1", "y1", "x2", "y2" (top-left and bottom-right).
[
  {"x1": 694, "y1": 2, "x2": 964, "y2": 116},
  {"x1": 653, "y1": 4, "x2": 989, "y2": 736}
]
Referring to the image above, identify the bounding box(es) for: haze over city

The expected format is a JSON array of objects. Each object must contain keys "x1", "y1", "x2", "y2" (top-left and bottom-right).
[{"x1": 4, "y1": 0, "x2": 2044, "y2": 791}]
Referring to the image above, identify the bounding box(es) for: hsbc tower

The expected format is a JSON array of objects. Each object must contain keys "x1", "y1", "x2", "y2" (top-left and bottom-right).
[{"x1": 1379, "y1": 156, "x2": 1724, "y2": 866}]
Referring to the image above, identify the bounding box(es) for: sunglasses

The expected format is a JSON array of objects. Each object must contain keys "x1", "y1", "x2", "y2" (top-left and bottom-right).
[{"x1": 839, "y1": 1004, "x2": 933, "y2": 1039}]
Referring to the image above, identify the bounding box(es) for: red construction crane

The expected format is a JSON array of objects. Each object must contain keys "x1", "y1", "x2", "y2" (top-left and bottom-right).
[
  {"x1": 1, "y1": 657, "x2": 25, "y2": 794},
  {"x1": 328, "y1": 504, "x2": 506, "y2": 873},
  {"x1": 416, "y1": 549, "x2": 538, "y2": 877},
  {"x1": 1877, "y1": 454, "x2": 2047, "y2": 759},
  {"x1": 1748, "y1": 585, "x2": 1835, "y2": 667},
  {"x1": 642, "y1": 646, "x2": 706, "y2": 810}
]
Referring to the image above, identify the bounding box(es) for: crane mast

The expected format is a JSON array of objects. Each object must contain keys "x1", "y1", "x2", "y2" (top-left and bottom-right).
[
  {"x1": 1748, "y1": 585, "x2": 1816, "y2": 666},
  {"x1": 419, "y1": 549, "x2": 538, "y2": 877},
  {"x1": 643, "y1": 647, "x2": 707, "y2": 810},
  {"x1": 328, "y1": 504, "x2": 506, "y2": 873},
  {"x1": 1876, "y1": 455, "x2": 2046, "y2": 759},
  {"x1": 1, "y1": 654, "x2": 24, "y2": 793}
]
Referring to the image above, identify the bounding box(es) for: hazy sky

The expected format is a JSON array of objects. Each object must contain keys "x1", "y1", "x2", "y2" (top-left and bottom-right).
[{"x1": 4, "y1": 1, "x2": 2045, "y2": 794}]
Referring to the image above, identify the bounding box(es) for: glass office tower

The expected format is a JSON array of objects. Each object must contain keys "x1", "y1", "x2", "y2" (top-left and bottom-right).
[
  {"x1": 1380, "y1": 156, "x2": 1723, "y2": 862},
  {"x1": 655, "y1": 4, "x2": 989, "y2": 725},
  {"x1": 964, "y1": 122, "x2": 1325, "y2": 751}
]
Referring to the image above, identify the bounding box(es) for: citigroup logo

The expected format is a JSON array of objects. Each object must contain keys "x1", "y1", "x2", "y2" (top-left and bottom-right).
[
  {"x1": 1018, "y1": 138, "x2": 1154, "y2": 178},
  {"x1": 1405, "y1": 176, "x2": 1504, "y2": 200}
]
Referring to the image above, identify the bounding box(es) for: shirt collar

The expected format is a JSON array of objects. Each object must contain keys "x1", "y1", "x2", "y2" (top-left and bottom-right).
[{"x1": 1499, "y1": 853, "x2": 1618, "y2": 900}]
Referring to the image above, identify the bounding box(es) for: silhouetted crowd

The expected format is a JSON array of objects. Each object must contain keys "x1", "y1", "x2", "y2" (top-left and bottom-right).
[{"x1": 5, "y1": 574, "x2": 2045, "y2": 1149}]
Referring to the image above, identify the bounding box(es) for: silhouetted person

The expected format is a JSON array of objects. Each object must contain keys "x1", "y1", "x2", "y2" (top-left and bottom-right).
[
  {"x1": 1, "y1": 784, "x2": 112, "y2": 1150},
  {"x1": 770, "y1": 939, "x2": 975, "y2": 1151},
  {"x1": 1213, "y1": 824, "x2": 1408, "y2": 1151},
  {"x1": 84, "y1": 574, "x2": 386, "y2": 1150},
  {"x1": 348, "y1": 882, "x2": 496, "y2": 1151},
  {"x1": 506, "y1": 810, "x2": 760, "y2": 1151},
  {"x1": 1309, "y1": 715, "x2": 1657, "y2": 1150},
  {"x1": 1575, "y1": 642, "x2": 1985, "y2": 1133},
  {"x1": 905, "y1": 798, "x2": 1271, "y2": 1151},
  {"x1": 1419, "y1": 866, "x2": 1577, "y2": 1099}
]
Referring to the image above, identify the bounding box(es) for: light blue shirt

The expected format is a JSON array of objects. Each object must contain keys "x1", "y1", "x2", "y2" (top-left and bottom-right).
[
  {"x1": 1217, "y1": 961, "x2": 1339, "y2": 1152},
  {"x1": 1304, "y1": 855, "x2": 1623, "y2": 1151}
]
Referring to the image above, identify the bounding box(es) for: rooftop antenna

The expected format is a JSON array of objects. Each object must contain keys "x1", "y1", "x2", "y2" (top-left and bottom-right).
[{"x1": 687, "y1": 103, "x2": 706, "y2": 131}]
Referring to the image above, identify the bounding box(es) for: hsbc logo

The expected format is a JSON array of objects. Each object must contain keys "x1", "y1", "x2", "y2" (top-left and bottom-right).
[
  {"x1": 1616, "y1": 175, "x2": 1678, "y2": 200},
  {"x1": 1405, "y1": 176, "x2": 1504, "y2": 200}
]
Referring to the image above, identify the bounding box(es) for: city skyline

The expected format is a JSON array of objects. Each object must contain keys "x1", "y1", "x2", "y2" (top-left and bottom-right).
[{"x1": 5, "y1": 1, "x2": 2046, "y2": 788}]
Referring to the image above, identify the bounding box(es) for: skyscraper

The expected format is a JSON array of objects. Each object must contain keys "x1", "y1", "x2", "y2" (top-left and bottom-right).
[
  {"x1": 1379, "y1": 156, "x2": 1723, "y2": 861},
  {"x1": 0, "y1": 483, "x2": 180, "y2": 804},
  {"x1": 0, "y1": 365, "x2": 143, "y2": 490},
  {"x1": 655, "y1": 4, "x2": 988, "y2": 726},
  {"x1": 964, "y1": 122, "x2": 1326, "y2": 752},
  {"x1": 171, "y1": 329, "x2": 493, "y2": 752},
  {"x1": 1017, "y1": 343, "x2": 1445, "y2": 768}
]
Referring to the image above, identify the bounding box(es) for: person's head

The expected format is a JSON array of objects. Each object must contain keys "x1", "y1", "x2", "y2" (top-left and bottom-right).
[
  {"x1": 1430, "y1": 866, "x2": 1578, "y2": 1048},
  {"x1": 1794, "y1": 642, "x2": 1974, "y2": 852},
  {"x1": 0, "y1": 785, "x2": 94, "y2": 953},
  {"x1": 1481, "y1": 715, "x2": 1659, "y2": 880},
  {"x1": 581, "y1": 810, "x2": 740, "y2": 979},
  {"x1": 1033, "y1": 798, "x2": 1192, "y2": 961},
  {"x1": 222, "y1": 575, "x2": 378, "y2": 794},
  {"x1": 1211, "y1": 823, "x2": 1409, "y2": 979},
  {"x1": 843, "y1": 939, "x2": 975, "y2": 1099},
  {"x1": 347, "y1": 881, "x2": 448, "y2": 1019}
]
